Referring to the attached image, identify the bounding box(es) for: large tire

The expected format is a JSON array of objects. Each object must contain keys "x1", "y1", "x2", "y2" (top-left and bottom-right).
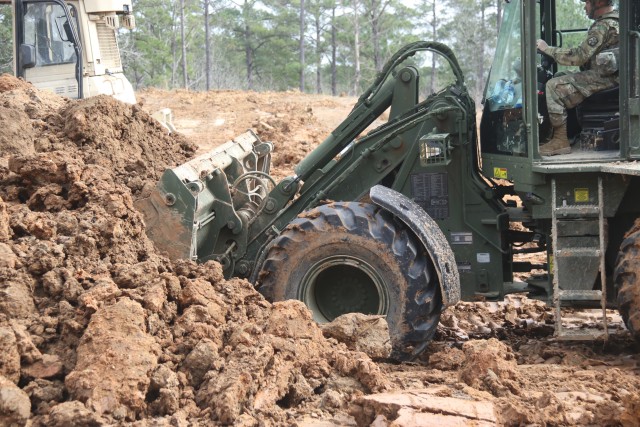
[
  {"x1": 257, "y1": 202, "x2": 443, "y2": 361},
  {"x1": 614, "y1": 223, "x2": 640, "y2": 340}
]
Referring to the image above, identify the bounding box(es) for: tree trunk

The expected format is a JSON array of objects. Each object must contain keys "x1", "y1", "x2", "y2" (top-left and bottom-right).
[
  {"x1": 430, "y1": 0, "x2": 436, "y2": 94},
  {"x1": 370, "y1": 0, "x2": 382, "y2": 73},
  {"x1": 180, "y1": 0, "x2": 188, "y2": 89},
  {"x1": 353, "y1": 0, "x2": 361, "y2": 95},
  {"x1": 331, "y1": 6, "x2": 337, "y2": 96},
  {"x1": 204, "y1": 0, "x2": 211, "y2": 90},
  {"x1": 245, "y1": 25, "x2": 253, "y2": 89},
  {"x1": 171, "y1": 4, "x2": 178, "y2": 88},
  {"x1": 299, "y1": 0, "x2": 305, "y2": 92},
  {"x1": 477, "y1": 1, "x2": 486, "y2": 103},
  {"x1": 315, "y1": 13, "x2": 322, "y2": 94}
]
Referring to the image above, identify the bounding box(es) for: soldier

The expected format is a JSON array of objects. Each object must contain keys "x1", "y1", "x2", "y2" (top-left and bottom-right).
[{"x1": 535, "y1": 0, "x2": 619, "y2": 156}]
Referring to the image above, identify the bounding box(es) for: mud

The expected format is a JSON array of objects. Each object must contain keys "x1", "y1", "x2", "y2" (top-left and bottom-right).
[{"x1": 1, "y1": 76, "x2": 640, "y2": 425}]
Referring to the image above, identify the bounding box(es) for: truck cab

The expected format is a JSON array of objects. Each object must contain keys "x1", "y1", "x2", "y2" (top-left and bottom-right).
[{"x1": 4, "y1": 0, "x2": 135, "y2": 103}]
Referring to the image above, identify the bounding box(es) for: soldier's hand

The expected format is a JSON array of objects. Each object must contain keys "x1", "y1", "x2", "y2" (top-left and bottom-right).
[{"x1": 536, "y1": 39, "x2": 549, "y2": 53}]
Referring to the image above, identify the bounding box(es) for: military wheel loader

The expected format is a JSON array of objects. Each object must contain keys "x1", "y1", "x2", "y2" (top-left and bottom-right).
[{"x1": 138, "y1": 0, "x2": 640, "y2": 360}]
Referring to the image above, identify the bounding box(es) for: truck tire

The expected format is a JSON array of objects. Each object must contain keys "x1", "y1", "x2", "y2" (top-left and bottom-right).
[
  {"x1": 257, "y1": 202, "x2": 442, "y2": 360},
  {"x1": 614, "y1": 224, "x2": 640, "y2": 341}
]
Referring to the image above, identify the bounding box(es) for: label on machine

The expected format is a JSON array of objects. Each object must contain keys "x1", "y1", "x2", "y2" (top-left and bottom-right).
[{"x1": 410, "y1": 172, "x2": 449, "y2": 219}]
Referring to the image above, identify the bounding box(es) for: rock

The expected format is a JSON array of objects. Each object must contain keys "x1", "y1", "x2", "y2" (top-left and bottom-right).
[
  {"x1": 22, "y1": 354, "x2": 64, "y2": 380},
  {"x1": 149, "y1": 364, "x2": 179, "y2": 391},
  {"x1": 45, "y1": 401, "x2": 105, "y2": 426},
  {"x1": 459, "y1": 339, "x2": 519, "y2": 394},
  {"x1": 0, "y1": 375, "x2": 31, "y2": 427},
  {"x1": 266, "y1": 301, "x2": 324, "y2": 341},
  {"x1": 181, "y1": 339, "x2": 219, "y2": 387},
  {"x1": 0, "y1": 106, "x2": 35, "y2": 157},
  {"x1": 0, "y1": 327, "x2": 20, "y2": 384},
  {"x1": 10, "y1": 322, "x2": 42, "y2": 364},
  {"x1": 350, "y1": 389, "x2": 497, "y2": 427},
  {"x1": 23, "y1": 379, "x2": 64, "y2": 411},
  {"x1": 0, "y1": 197, "x2": 11, "y2": 241},
  {"x1": 149, "y1": 388, "x2": 179, "y2": 417},
  {"x1": 0, "y1": 275, "x2": 37, "y2": 320},
  {"x1": 428, "y1": 347, "x2": 466, "y2": 370},
  {"x1": 143, "y1": 280, "x2": 167, "y2": 313},
  {"x1": 65, "y1": 299, "x2": 160, "y2": 420},
  {"x1": 321, "y1": 313, "x2": 391, "y2": 359},
  {"x1": 77, "y1": 277, "x2": 120, "y2": 311},
  {"x1": 0, "y1": 243, "x2": 17, "y2": 268}
]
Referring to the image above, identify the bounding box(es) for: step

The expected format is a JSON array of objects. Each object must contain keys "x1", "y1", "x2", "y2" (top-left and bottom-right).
[
  {"x1": 554, "y1": 205, "x2": 600, "y2": 216},
  {"x1": 557, "y1": 289, "x2": 602, "y2": 301},
  {"x1": 555, "y1": 248, "x2": 601, "y2": 258}
]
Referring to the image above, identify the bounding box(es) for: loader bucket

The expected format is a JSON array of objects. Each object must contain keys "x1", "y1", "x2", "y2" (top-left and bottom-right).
[{"x1": 135, "y1": 130, "x2": 272, "y2": 262}]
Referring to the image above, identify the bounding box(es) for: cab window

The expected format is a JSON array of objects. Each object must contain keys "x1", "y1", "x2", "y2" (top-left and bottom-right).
[{"x1": 23, "y1": 2, "x2": 78, "y2": 66}]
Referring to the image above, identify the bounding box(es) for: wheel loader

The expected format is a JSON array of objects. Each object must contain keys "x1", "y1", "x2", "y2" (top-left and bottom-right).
[{"x1": 137, "y1": 0, "x2": 640, "y2": 361}]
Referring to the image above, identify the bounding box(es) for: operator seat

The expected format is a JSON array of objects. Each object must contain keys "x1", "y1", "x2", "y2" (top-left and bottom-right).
[
  {"x1": 576, "y1": 86, "x2": 619, "y2": 128},
  {"x1": 574, "y1": 85, "x2": 620, "y2": 150}
]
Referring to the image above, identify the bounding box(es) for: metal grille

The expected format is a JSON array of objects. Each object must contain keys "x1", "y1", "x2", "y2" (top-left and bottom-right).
[{"x1": 96, "y1": 22, "x2": 122, "y2": 70}]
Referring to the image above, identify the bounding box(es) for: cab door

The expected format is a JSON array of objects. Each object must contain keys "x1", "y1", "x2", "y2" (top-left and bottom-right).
[
  {"x1": 14, "y1": 0, "x2": 82, "y2": 98},
  {"x1": 625, "y1": 0, "x2": 640, "y2": 157}
]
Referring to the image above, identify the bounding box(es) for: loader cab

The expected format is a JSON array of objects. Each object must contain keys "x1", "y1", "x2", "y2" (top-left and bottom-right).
[
  {"x1": 479, "y1": 0, "x2": 639, "y2": 180},
  {"x1": 11, "y1": 0, "x2": 136, "y2": 103}
]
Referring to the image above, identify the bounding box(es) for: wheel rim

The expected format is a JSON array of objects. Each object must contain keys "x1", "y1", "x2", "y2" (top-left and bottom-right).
[{"x1": 299, "y1": 255, "x2": 389, "y2": 323}]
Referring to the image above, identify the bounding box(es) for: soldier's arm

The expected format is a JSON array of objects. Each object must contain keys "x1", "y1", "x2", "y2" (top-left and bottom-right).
[{"x1": 545, "y1": 22, "x2": 610, "y2": 67}]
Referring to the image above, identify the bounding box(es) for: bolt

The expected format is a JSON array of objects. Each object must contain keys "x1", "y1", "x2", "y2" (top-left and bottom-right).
[
  {"x1": 237, "y1": 262, "x2": 250, "y2": 276},
  {"x1": 164, "y1": 193, "x2": 176, "y2": 206},
  {"x1": 265, "y1": 199, "x2": 276, "y2": 212}
]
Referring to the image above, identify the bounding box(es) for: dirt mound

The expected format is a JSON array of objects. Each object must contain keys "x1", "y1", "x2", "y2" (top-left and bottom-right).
[
  {"x1": 0, "y1": 77, "x2": 392, "y2": 425},
  {"x1": 1, "y1": 75, "x2": 196, "y2": 196},
  {"x1": 0, "y1": 74, "x2": 31, "y2": 92}
]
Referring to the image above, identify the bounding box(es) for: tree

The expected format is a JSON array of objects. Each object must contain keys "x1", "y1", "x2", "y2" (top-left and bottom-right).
[
  {"x1": 299, "y1": 0, "x2": 306, "y2": 91},
  {"x1": 440, "y1": 0, "x2": 500, "y2": 103},
  {"x1": 180, "y1": 0, "x2": 188, "y2": 88},
  {"x1": 0, "y1": 5, "x2": 12, "y2": 74},
  {"x1": 204, "y1": 0, "x2": 212, "y2": 90}
]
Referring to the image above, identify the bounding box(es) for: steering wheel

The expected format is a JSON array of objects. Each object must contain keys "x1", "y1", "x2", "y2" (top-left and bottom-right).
[{"x1": 536, "y1": 49, "x2": 555, "y2": 87}]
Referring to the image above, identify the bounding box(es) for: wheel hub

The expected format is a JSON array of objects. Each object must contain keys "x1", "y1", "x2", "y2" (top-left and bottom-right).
[{"x1": 299, "y1": 255, "x2": 389, "y2": 323}]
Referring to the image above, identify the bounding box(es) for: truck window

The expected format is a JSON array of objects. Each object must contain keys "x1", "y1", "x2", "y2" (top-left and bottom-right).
[{"x1": 23, "y1": 2, "x2": 77, "y2": 66}]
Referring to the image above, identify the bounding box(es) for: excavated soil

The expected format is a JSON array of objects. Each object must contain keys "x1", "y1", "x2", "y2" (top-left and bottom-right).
[{"x1": 1, "y1": 74, "x2": 640, "y2": 425}]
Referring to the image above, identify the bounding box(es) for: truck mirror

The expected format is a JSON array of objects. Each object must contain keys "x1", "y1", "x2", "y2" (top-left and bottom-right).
[
  {"x1": 19, "y1": 44, "x2": 36, "y2": 69},
  {"x1": 63, "y1": 20, "x2": 74, "y2": 43}
]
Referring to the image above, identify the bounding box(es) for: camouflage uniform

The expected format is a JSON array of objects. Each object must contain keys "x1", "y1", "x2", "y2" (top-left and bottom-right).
[{"x1": 545, "y1": 11, "x2": 619, "y2": 127}]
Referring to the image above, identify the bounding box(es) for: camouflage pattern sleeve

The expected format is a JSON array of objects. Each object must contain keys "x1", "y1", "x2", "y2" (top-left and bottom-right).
[{"x1": 544, "y1": 21, "x2": 612, "y2": 67}]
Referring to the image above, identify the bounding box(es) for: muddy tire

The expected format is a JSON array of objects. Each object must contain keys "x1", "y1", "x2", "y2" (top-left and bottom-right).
[
  {"x1": 257, "y1": 202, "x2": 442, "y2": 360},
  {"x1": 614, "y1": 224, "x2": 640, "y2": 341}
]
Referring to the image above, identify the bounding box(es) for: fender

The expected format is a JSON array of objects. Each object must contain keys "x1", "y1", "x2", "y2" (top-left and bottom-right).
[{"x1": 370, "y1": 185, "x2": 460, "y2": 306}]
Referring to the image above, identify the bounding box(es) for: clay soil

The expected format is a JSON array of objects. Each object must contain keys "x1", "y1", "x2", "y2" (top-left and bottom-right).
[{"x1": 1, "y1": 75, "x2": 640, "y2": 426}]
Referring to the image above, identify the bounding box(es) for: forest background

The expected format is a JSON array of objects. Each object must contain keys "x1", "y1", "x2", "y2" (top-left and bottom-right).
[{"x1": 0, "y1": 0, "x2": 592, "y2": 104}]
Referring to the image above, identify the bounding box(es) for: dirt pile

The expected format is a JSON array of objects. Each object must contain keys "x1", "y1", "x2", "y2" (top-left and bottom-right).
[{"x1": 0, "y1": 76, "x2": 392, "y2": 425}]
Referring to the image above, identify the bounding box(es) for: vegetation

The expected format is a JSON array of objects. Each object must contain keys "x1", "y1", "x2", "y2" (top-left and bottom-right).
[{"x1": 0, "y1": 0, "x2": 592, "y2": 102}]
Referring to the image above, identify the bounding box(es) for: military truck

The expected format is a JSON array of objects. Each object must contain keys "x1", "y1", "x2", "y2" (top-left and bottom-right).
[
  {"x1": 138, "y1": 0, "x2": 639, "y2": 360},
  {"x1": 2, "y1": 0, "x2": 136, "y2": 103},
  {"x1": 3, "y1": 0, "x2": 178, "y2": 128}
]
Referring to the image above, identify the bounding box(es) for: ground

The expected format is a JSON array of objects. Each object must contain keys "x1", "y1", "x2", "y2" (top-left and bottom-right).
[{"x1": 0, "y1": 74, "x2": 639, "y2": 426}]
